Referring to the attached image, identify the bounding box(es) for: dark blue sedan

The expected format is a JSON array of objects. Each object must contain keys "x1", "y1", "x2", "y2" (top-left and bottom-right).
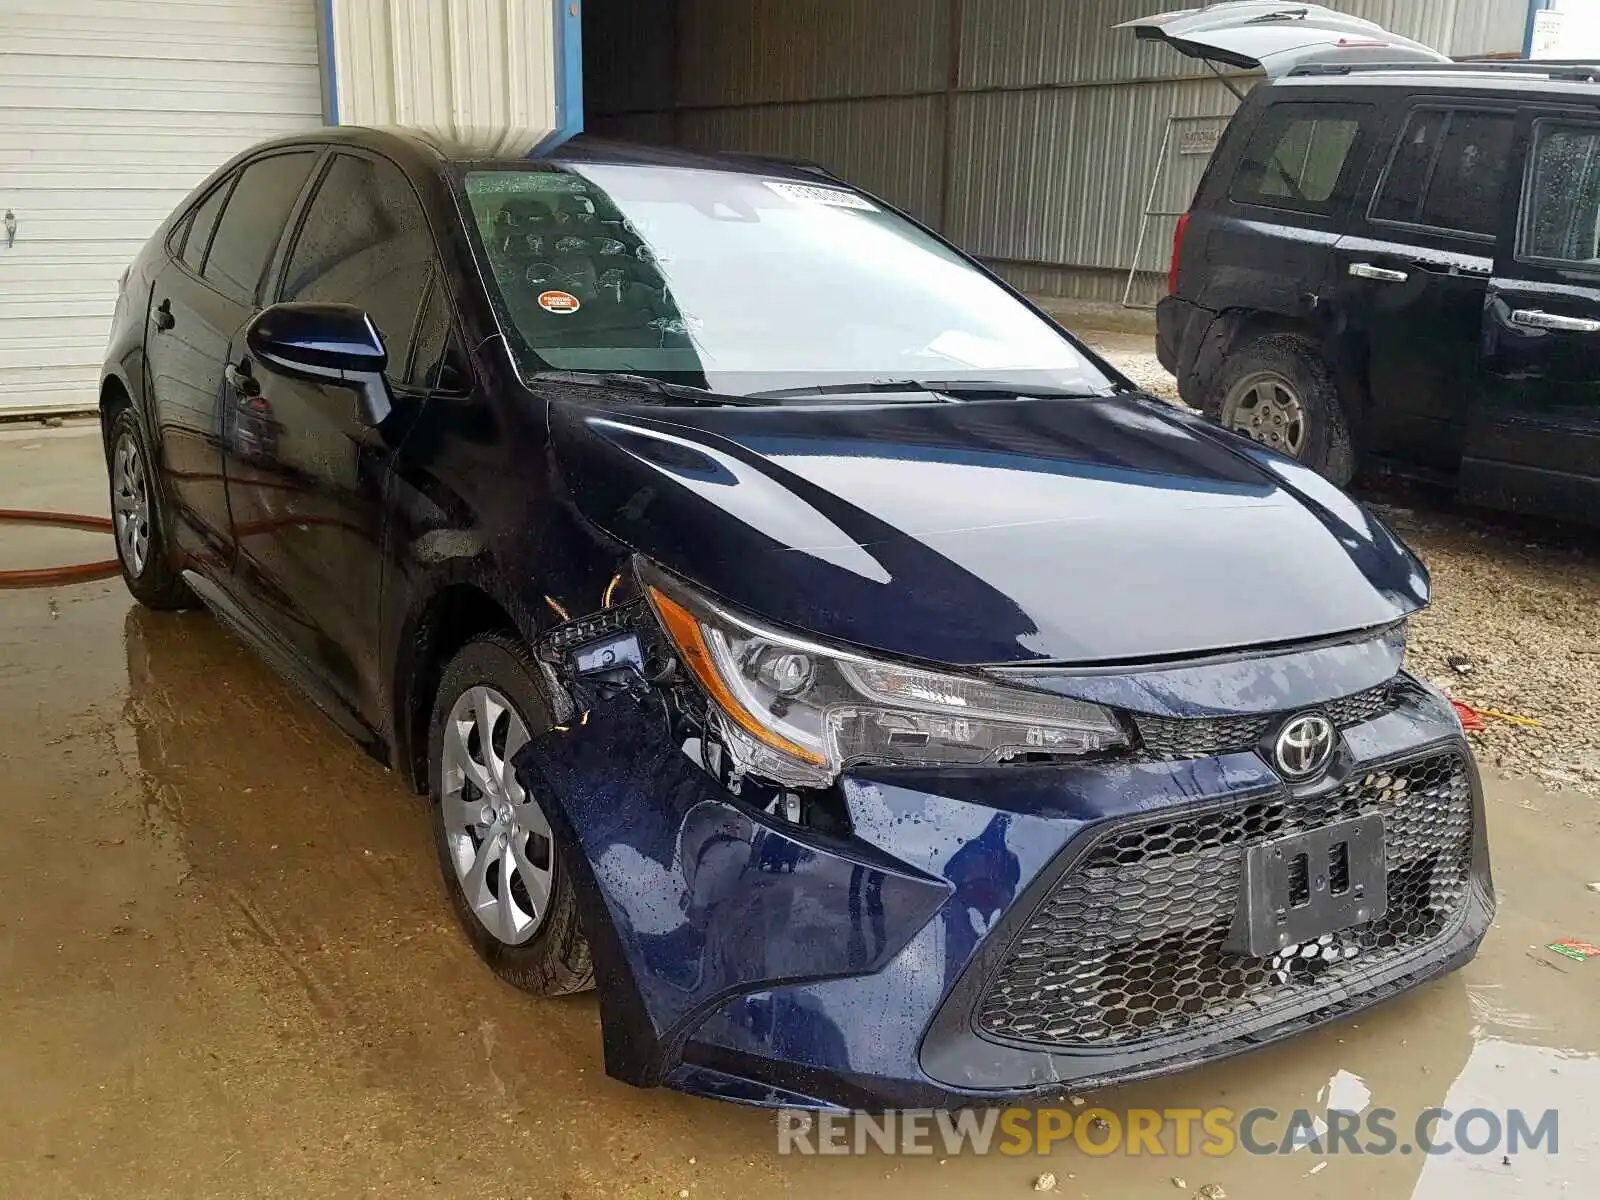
[{"x1": 99, "y1": 127, "x2": 1492, "y2": 1111}]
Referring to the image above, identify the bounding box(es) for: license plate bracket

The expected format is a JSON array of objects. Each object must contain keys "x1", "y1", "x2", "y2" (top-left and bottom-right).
[{"x1": 1228, "y1": 814, "x2": 1388, "y2": 957}]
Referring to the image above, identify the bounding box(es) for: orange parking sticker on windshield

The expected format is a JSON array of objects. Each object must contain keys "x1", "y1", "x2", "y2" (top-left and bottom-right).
[{"x1": 538, "y1": 289, "x2": 581, "y2": 314}]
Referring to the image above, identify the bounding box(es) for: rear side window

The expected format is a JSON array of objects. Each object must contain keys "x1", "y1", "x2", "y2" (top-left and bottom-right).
[
  {"x1": 180, "y1": 178, "x2": 232, "y2": 273},
  {"x1": 1520, "y1": 121, "x2": 1600, "y2": 266},
  {"x1": 203, "y1": 151, "x2": 318, "y2": 303},
  {"x1": 279, "y1": 153, "x2": 437, "y2": 384},
  {"x1": 1371, "y1": 109, "x2": 1516, "y2": 238},
  {"x1": 1229, "y1": 102, "x2": 1369, "y2": 213}
]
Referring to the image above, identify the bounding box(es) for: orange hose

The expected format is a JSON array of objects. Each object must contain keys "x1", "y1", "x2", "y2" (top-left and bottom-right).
[{"x1": 0, "y1": 509, "x2": 122, "y2": 589}]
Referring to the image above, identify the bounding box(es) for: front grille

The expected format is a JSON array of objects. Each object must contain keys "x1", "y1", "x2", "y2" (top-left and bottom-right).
[
  {"x1": 1133, "y1": 680, "x2": 1397, "y2": 762},
  {"x1": 976, "y1": 752, "x2": 1474, "y2": 1051}
]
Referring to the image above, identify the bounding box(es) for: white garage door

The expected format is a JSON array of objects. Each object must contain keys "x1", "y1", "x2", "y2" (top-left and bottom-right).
[{"x1": 0, "y1": 0, "x2": 324, "y2": 415}]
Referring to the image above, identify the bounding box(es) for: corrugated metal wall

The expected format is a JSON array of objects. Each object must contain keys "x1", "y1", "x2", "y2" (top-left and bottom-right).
[
  {"x1": 331, "y1": 0, "x2": 558, "y2": 151},
  {"x1": 586, "y1": 0, "x2": 1530, "y2": 304}
]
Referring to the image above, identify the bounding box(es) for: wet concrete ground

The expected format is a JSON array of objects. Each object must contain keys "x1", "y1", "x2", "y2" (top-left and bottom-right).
[{"x1": 2, "y1": 428, "x2": 1596, "y2": 1198}]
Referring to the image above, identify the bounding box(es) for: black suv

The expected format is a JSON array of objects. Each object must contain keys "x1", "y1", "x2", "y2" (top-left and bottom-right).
[{"x1": 1159, "y1": 60, "x2": 1600, "y2": 523}]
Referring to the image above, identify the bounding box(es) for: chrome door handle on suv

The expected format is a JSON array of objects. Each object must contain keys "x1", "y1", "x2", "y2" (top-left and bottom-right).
[
  {"x1": 1509, "y1": 309, "x2": 1600, "y2": 334},
  {"x1": 1348, "y1": 262, "x2": 1409, "y2": 283}
]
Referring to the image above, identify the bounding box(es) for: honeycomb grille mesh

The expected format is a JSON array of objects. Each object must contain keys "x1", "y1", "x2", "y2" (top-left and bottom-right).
[
  {"x1": 976, "y1": 753, "x2": 1474, "y2": 1051},
  {"x1": 1133, "y1": 681, "x2": 1397, "y2": 762}
]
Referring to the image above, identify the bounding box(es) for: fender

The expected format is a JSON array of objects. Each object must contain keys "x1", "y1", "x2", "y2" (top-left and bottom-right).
[{"x1": 511, "y1": 691, "x2": 952, "y2": 1087}]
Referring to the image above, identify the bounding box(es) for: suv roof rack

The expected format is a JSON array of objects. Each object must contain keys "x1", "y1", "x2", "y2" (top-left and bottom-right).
[{"x1": 1290, "y1": 59, "x2": 1600, "y2": 82}]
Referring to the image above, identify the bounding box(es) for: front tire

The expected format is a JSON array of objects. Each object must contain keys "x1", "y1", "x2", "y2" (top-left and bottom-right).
[
  {"x1": 106, "y1": 408, "x2": 193, "y2": 610},
  {"x1": 428, "y1": 634, "x2": 593, "y2": 996},
  {"x1": 1205, "y1": 332, "x2": 1356, "y2": 486}
]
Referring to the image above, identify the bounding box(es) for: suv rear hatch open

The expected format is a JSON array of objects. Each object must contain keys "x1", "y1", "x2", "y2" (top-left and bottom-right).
[{"x1": 1118, "y1": 2, "x2": 1449, "y2": 79}]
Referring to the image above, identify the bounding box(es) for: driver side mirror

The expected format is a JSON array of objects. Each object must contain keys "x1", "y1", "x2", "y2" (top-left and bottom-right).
[{"x1": 245, "y1": 302, "x2": 393, "y2": 426}]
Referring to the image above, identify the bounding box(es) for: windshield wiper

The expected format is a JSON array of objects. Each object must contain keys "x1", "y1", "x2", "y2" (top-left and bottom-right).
[
  {"x1": 747, "y1": 378, "x2": 1104, "y2": 400},
  {"x1": 527, "y1": 370, "x2": 764, "y2": 406}
]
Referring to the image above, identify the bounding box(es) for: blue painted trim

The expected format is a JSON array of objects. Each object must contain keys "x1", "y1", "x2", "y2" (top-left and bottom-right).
[
  {"x1": 321, "y1": 0, "x2": 341, "y2": 124},
  {"x1": 1525, "y1": 0, "x2": 1556, "y2": 59},
  {"x1": 533, "y1": 0, "x2": 585, "y2": 155}
]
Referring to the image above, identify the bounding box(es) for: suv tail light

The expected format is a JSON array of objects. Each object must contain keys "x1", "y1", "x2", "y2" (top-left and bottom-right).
[{"x1": 1169, "y1": 212, "x2": 1190, "y2": 295}]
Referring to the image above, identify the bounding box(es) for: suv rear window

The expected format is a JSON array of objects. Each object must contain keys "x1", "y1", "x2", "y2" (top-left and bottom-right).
[
  {"x1": 1371, "y1": 109, "x2": 1516, "y2": 239},
  {"x1": 1520, "y1": 121, "x2": 1600, "y2": 266},
  {"x1": 1229, "y1": 102, "x2": 1369, "y2": 214}
]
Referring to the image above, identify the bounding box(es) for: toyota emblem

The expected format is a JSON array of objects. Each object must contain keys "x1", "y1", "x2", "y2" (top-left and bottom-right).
[{"x1": 1274, "y1": 713, "x2": 1336, "y2": 779}]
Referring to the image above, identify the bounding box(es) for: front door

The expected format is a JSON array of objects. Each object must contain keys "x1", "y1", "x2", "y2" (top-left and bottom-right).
[
  {"x1": 1468, "y1": 112, "x2": 1600, "y2": 519},
  {"x1": 224, "y1": 151, "x2": 441, "y2": 725},
  {"x1": 1330, "y1": 105, "x2": 1518, "y2": 470}
]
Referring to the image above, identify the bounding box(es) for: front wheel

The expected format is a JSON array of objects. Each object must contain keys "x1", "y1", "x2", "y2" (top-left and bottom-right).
[
  {"x1": 428, "y1": 633, "x2": 593, "y2": 996},
  {"x1": 1205, "y1": 332, "x2": 1356, "y2": 486}
]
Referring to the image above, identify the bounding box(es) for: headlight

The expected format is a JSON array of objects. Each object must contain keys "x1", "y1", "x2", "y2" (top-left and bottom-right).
[{"x1": 639, "y1": 560, "x2": 1128, "y2": 788}]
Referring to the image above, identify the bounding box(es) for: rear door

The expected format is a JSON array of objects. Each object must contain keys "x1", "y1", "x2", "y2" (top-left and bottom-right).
[
  {"x1": 143, "y1": 150, "x2": 319, "y2": 571},
  {"x1": 1330, "y1": 103, "x2": 1518, "y2": 469},
  {"x1": 1467, "y1": 111, "x2": 1600, "y2": 518}
]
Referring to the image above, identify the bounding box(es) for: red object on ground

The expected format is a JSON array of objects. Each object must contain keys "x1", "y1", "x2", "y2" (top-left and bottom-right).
[
  {"x1": 1451, "y1": 699, "x2": 1487, "y2": 732},
  {"x1": 0, "y1": 509, "x2": 120, "y2": 589}
]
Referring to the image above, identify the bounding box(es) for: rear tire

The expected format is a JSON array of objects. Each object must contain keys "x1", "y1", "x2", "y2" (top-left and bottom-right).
[
  {"x1": 105, "y1": 407, "x2": 194, "y2": 610},
  {"x1": 1205, "y1": 332, "x2": 1356, "y2": 486},
  {"x1": 428, "y1": 633, "x2": 593, "y2": 996}
]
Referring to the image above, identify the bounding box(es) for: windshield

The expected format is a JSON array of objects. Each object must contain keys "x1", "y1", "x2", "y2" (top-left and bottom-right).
[{"x1": 461, "y1": 163, "x2": 1115, "y2": 398}]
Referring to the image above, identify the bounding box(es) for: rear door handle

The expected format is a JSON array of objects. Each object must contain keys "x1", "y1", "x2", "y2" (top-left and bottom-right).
[
  {"x1": 153, "y1": 298, "x2": 175, "y2": 331},
  {"x1": 1509, "y1": 308, "x2": 1600, "y2": 334},
  {"x1": 1348, "y1": 262, "x2": 1409, "y2": 283},
  {"x1": 225, "y1": 359, "x2": 259, "y2": 397}
]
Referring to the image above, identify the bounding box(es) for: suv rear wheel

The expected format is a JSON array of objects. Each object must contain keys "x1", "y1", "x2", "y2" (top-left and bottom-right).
[{"x1": 1206, "y1": 332, "x2": 1355, "y2": 486}]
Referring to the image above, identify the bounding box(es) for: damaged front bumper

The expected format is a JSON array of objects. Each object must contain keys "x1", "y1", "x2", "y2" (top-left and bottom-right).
[{"x1": 512, "y1": 614, "x2": 1493, "y2": 1111}]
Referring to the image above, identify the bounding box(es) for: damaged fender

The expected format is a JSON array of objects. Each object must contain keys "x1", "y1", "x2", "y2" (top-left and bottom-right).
[{"x1": 511, "y1": 688, "x2": 953, "y2": 1090}]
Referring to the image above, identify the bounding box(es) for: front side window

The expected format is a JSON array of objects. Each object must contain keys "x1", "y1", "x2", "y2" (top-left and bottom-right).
[
  {"x1": 203, "y1": 152, "x2": 318, "y2": 303},
  {"x1": 280, "y1": 153, "x2": 438, "y2": 384},
  {"x1": 1520, "y1": 121, "x2": 1600, "y2": 266},
  {"x1": 1371, "y1": 109, "x2": 1516, "y2": 238},
  {"x1": 461, "y1": 164, "x2": 1114, "y2": 397},
  {"x1": 1229, "y1": 102, "x2": 1368, "y2": 212}
]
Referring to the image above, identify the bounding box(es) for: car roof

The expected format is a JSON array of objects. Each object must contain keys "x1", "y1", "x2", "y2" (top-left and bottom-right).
[
  {"x1": 249, "y1": 124, "x2": 840, "y2": 183},
  {"x1": 1271, "y1": 60, "x2": 1600, "y2": 100}
]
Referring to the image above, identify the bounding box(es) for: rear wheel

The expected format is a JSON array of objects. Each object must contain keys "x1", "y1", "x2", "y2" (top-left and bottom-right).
[
  {"x1": 428, "y1": 634, "x2": 593, "y2": 996},
  {"x1": 1206, "y1": 332, "x2": 1355, "y2": 486},
  {"x1": 105, "y1": 407, "x2": 193, "y2": 610}
]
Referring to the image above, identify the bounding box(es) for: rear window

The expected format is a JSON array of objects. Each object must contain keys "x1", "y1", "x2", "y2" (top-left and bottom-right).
[
  {"x1": 1519, "y1": 121, "x2": 1600, "y2": 266},
  {"x1": 1229, "y1": 102, "x2": 1369, "y2": 213},
  {"x1": 179, "y1": 178, "x2": 232, "y2": 274},
  {"x1": 1371, "y1": 108, "x2": 1516, "y2": 239}
]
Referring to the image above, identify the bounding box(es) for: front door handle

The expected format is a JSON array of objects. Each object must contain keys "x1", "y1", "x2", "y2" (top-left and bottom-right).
[
  {"x1": 1348, "y1": 262, "x2": 1409, "y2": 283},
  {"x1": 1509, "y1": 308, "x2": 1600, "y2": 334},
  {"x1": 153, "y1": 298, "x2": 175, "y2": 331}
]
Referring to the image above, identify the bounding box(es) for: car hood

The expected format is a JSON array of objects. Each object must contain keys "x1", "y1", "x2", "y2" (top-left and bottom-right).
[{"x1": 546, "y1": 395, "x2": 1428, "y2": 666}]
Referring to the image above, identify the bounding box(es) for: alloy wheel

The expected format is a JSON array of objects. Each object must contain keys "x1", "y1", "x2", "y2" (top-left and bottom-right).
[
  {"x1": 112, "y1": 431, "x2": 151, "y2": 577},
  {"x1": 1222, "y1": 370, "x2": 1308, "y2": 457},
  {"x1": 440, "y1": 685, "x2": 554, "y2": 946}
]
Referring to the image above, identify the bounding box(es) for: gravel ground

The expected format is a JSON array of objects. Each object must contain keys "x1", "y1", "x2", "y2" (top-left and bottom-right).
[{"x1": 1093, "y1": 337, "x2": 1600, "y2": 799}]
